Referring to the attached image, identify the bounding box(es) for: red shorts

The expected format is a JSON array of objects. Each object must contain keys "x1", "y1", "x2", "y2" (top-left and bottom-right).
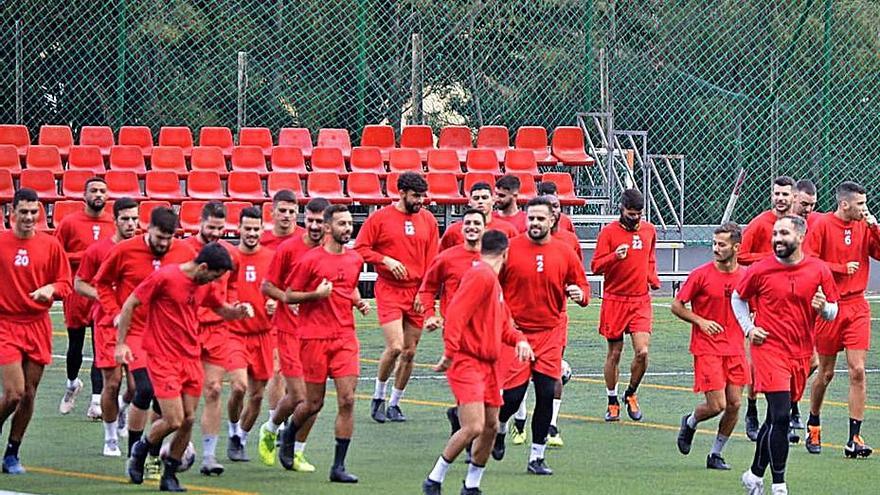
[
  {"x1": 147, "y1": 356, "x2": 204, "y2": 399},
  {"x1": 751, "y1": 348, "x2": 811, "y2": 400},
  {"x1": 501, "y1": 326, "x2": 564, "y2": 390},
  {"x1": 447, "y1": 356, "x2": 503, "y2": 407},
  {"x1": 200, "y1": 321, "x2": 232, "y2": 369},
  {"x1": 375, "y1": 280, "x2": 425, "y2": 328},
  {"x1": 300, "y1": 337, "x2": 360, "y2": 384},
  {"x1": 598, "y1": 296, "x2": 652, "y2": 341},
  {"x1": 62, "y1": 292, "x2": 93, "y2": 329},
  {"x1": 0, "y1": 315, "x2": 53, "y2": 366},
  {"x1": 277, "y1": 332, "x2": 304, "y2": 378},
  {"x1": 815, "y1": 297, "x2": 870, "y2": 355},
  {"x1": 125, "y1": 332, "x2": 149, "y2": 371},
  {"x1": 94, "y1": 324, "x2": 119, "y2": 369},
  {"x1": 693, "y1": 353, "x2": 751, "y2": 392},
  {"x1": 227, "y1": 331, "x2": 275, "y2": 381}
]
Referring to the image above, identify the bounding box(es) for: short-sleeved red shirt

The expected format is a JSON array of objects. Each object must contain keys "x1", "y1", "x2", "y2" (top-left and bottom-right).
[
  {"x1": 440, "y1": 218, "x2": 519, "y2": 251},
  {"x1": 229, "y1": 247, "x2": 275, "y2": 334},
  {"x1": 676, "y1": 262, "x2": 746, "y2": 356},
  {"x1": 417, "y1": 244, "x2": 481, "y2": 316},
  {"x1": 493, "y1": 210, "x2": 527, "y2": 233},
  {"x1": 265, "y1": 234, "x2": 321, "y2": 334}
]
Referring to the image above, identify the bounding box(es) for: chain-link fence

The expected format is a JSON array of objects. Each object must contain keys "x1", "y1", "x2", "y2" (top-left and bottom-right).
[{"x1": 2, "y1": 1, "x2": 879, "y2": 229}]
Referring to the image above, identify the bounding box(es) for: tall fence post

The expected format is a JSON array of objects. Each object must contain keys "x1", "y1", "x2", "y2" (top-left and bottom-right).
[
  {"x1": 15, "y1": 19, "x2": 23, "y2": 124},
  {"x1": 410, "y1": 33, "x2": 423, "y2": 125},
  {"x1": 355, "y1": 0, "x2": 368, "y2": 132},
  {"x1": 237, "y1": 51, "x2": 248, "y2": 132},
  {"x1": 115, "y1": 0, "x2": 128, "y2": 128}
]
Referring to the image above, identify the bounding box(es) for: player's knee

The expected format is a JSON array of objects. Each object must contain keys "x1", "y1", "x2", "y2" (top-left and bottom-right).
[
  {"x1": 399, "y1": 347, "x2": 417, "y2": 363},
  {"x1": 181, "y1": 411, "x2": 196, "y2": 430},
  {"x1": 337, "y1": 394, "x2": 355, "y2": 414},
  {"x1": 819, "y1": 367, "x2": 835, "y2": 384},
  {"x1": 248, "y1": 387, "x2": 265, "y2": 404},
  {"x1": 460, "y1": 422, "x2": 483, "y2": 440},
  {"x1": 633, "y1": 347, "x2": 649, "y2": 362},
  {"x1": 849, "y1": 364, "x2": 866, "y2": 384},
  {"x1": 3, "y1": 386, "x2": 24, "y2": 408},
  {"x1": 725, "y1": 398, "x2": 740, "y2": 416},
  {"x1": 484, "y1": 414, "x2": 499, "y2": 434},
  {"x1": 385, "y1": 344, "x2": 404, "y2": 359},
  {"x1": 230, "y1": 378, "x2": 247, "y2": 397},
  {"x1": 203, "y1": 380, "x2": 223, "y2": 402}
]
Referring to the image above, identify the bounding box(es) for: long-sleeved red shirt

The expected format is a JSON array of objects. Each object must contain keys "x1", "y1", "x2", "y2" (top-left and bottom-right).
[
  {"x1": 182, "y1": 236, "x2": 239, "y2": 325},
  {"x1": 54, "y1": 210, "x2": 115, "y2": 269},
  {"x1": 737, "y1": 210, "x2": 778, "y2": 266},
  {"x1": 440, "y1": 218, "x2": 519, "y2": 251},
  {"x1": 76, "y1": 236, "x2": 117, "y2": 324},
  {"x1": 804, "y1": 212, "x2": 880, "y2": 300},
  {"x1": 0, "y1": 231, "x2": 72, "y2": 318},
  {"x1": 552, "y1": 229, "x2": 583, "y2": 261},
  {"x1": 264, "y1": 234, "x2": 321, "y2": 334},
  {"x1": 591, "y1": 221, "x2": 659, "y2": 298},
  {"x1": 417, "y1": 244, "x2": 481, "y2": 316},
  {"x1": 354, "y1": 205, "x2": 439, "y2": 287}
]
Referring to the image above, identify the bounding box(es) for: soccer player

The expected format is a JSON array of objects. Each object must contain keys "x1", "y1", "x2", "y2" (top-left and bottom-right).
[
  {"x1": 422, "y1": 230, "x2": 534, "y2": 495},
  {"x1": 56, "y1": 177, "x2": 116, "y2": 418},
  {"x1": 536, "y1": 181, "x2": 575, "y2": 233},
  {"x1": 672, "y1": 222, "x2": 748, "y2": 470},
  {"x1": 804, "y1": 181, "x2": 879, "y2": 457},
  {"x1": 0, "y1": 189, "x2": 72, "y2": 475},
  {"x1": 74, "y1": 197, "x2": 140, "y2": 456},
  {"x1": 225, "y1": 207, "x2": 277, "y2": 463},
  {"x1": 792, "y1": 179, "x2": 820, "y2": 230},
  {"x1": 260, "y1": 189, "x2": 301, "y2": 249},
  {"x1": 283, "y1": 205, "x2": 370, "y2": 483},
  {"x1": 258, "y1": 197, "x2": 329, "y2": 471},
  {"x1": 355, "y1": 172, "x2": 439, "y2": 423},
  {"x1": 591, "y1": 189, "x2": 659, "y2": 423},
  {"x1": 493, "y1": 196, "x2": 589, "y2": 475},
  {"x1": 440, "y1": 182, "x2": 519, "y2": 250},
  {"x1": 493, "y1": 174, "x2": 527, "y2": 233},
  {"x1": 119, "y1": 243, "x2": 249, "y2": 492},
  {"x1": 734, "y1": 215, "x2": 838, "y2": 495},
  {"x1": 94, "y1": 207, "x2": 196, "y2": 478}
]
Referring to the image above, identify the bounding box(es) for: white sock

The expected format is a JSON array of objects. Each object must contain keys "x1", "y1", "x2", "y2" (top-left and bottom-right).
[
  {"x1": 606, "y1": 387, "x2": 618, "y2": 397},
  {"x1": 118, "y1": 395, "x2": 130, "y2": 408},
  {"x1": 389, "y1": 387, "x2": 405, "y2": 407},
  {"x1": 550, "y1": 398, "x2": 562, "y2": 428},
  {"x1": 374, "y1": 379, "x2": 387, "y2": 400},
  {"x1": 103, "y1": 420, "x2": 118, "y2": 442},
  {"x1": 464, "y1": 462, "x2": 485, "y2": 489},
  {"x1": 428, "y1": 456, "x2": 451, "y2": 483},
  {"x1": 265, "y1": 420, "x2": 280, "y2": 434},
  {"x1": 228, "y1": 421, "x2": 240, "y2": 438},
  {"x1": 498, "y1": 422, "x2": 509, "y2": 434},
  {"x1": 90, "y1": 394, "x2": 101, "y2": 405},
  {"x1": 529, "y1": 443, "x2": 546, "y2": 462},
  {"x1": 710, "y1": 434, "x2": 729, "y2": 456},
  {"x1": 66, "y1": 378, "x2": 77, "y2": 389},
  {"x1": 268, "y1": 409, "x2": 275, "y2": 422},
  {"x1": 514, "y1": 392, "x2": 528, "y2": 421},
  {"x1": 203, "y1": 435, "x2": 218, "y2": 457},
  {"x1": 240, "y1": 428, "x2": 249, "y2": 445},
  {"x1": 294, "y1": 441, "x2": 307, "y2": 454},
  {"x1": 771, "y1": 483, "x2": 787, "y2": 493},
  {"x1": 686, "y1": 412, "x2": 698, "y2": 429}
]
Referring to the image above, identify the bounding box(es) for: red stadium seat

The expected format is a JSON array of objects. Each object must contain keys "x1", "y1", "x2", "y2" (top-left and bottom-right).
[
  {"x1": 145, "y1": 170, "x2": 185, "y2": 201},
  {"x1": 511, "y1": 172, "x2": 538, "y2": 203},
  {"x1": 551, "y1": 126, "x2": 595, "y2": 166},
  {"x1": 105, "y1": 170, "x2": 144, "y2": 199},
  {"x1": 25, "y1": 145, "x2": 63, "y2": 176},
  {"x1": 224, "y1": 201, "x2": 253, "y2": 233},
  {"x1": 198, "y1": 127, "x2": 234, "y2": 158},
  {"x1": 38, "y1": 125, "x2": 73, "y2": 159},
  {"x1": 317, "y1": 128, "x2": 352, "y2": 160},
  {"x1": 53, "y1": 200, "x2": 84, "y2": 226},
  {"x1": 79, "y1": 126, "x2": 115, "y2": 158},
  {"x1": 138, "y1": 200, "x2": 171, "y2": 230},
  {"x1": 360, "y1": 125, "x2": 396, "y2": 162},
  {"x1": 515, "y1": 126, "x2": 556, "y2": 165},
  {"x1": 464, "y1": 149, "x2": 501, "y2": 176},
  {"x1": 118, "y1": 126, "x2": 153, "y2": 159},
  {"x1": 267, "y1": 172, "x2": 305, "y2": 200},
  {"x1": 349, "y1": 147, "x2": 387, "y2": 176},
  {"x1": 0, "y1": 144, "x2": 23, "y2": 176},
  {"x1": 476, "y1": 125, "x2": 510, "y2": 162},
  {"x1": 542, "y1": 172, "x2": 585, "y2": 206},
  {"x1": 158, "y1": 126, "x2": 194, "y2": 157},
  {"x1": 438, "y1": 126, "x2": 473, "y2": 163},
  {"x1": 0, "y1": 169, "x2": 14, "y2": 201},
  {"x1": 262, "y1": 202, "x2": 274, "y2": 228},
  {"x1": 227, "y1": 171, "x2": 267, "y2": 201},
  {"x1": 310, "y1": 147, "x2": 347, "y2": 175},
  {"x1": 150, "y1": 146, "x2": 188, "y2": 176},
  {"x1": 109, "y1": 145, "x2": 147, "y2": 175},
  {"x1": 179, "y1": 201, "x2": 207, "y2": 233},
  {"x1": 427, "y1": 172, "x2": 467, "y2": 205},
  {"x1": 278, "y1": 128, "x2": 313, "y2": 159},
  {"x1": 348, "y1": 172, "x2": 390, "y2": 205},
  {"x1": 62, "y1": 170, "x2": 94, "y2": 199},
  {"x1": 503, "y1": 149, "x2": 540, "y2": 177},
  {"x1": 0, "y1": 124, "x2": 30, "y2": 158},
  {"x1": 190, "y1": 146, "x2": 229, "y2": 177},
  {"x1": 463, "y1": 172, "x2": 495, "y2": 195},
  {"x1": 388, "y1": 148, "x2": 423, "y2": 173},
  {"x1": 307, "y1": 172, "x2": 350, "y2": 204},
  {"x1": 399, "y1": 125, "x2": 434, "y2": 161},
  {"x1": 270, "y1": 146, "x2": 308, "y2": 176},
  {"x1": 186, "y1": 171, "x2": 225, "y2": 200},
  {"x1": 427, "y1": 149, "x2": 463, "y2": 177},
  {"x1": 238, "y1": 127, "x2": 273, "y2": 157},
  {"x1": 231, "y1": 146, "x2": 269, "y2": 175},
  {"x1": 20, "y1": 169, "x2": 62, "y2": 201},
  {"x1": 67, "y1": 145, "x2": 106, "y2": 174},
  {"x1": 386, "y1": 172, "x2": 401, "y2": 197}
]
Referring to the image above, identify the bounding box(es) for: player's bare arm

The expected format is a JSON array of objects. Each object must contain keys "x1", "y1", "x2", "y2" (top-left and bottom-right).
[
  {"x1": 670, "y1": 299, "x2": 723, "y2": 335},
  {"x1": 114, "y1": 293, "x2": 141, "y2": 364},
  {"x1": 73, "y1": 275, "x2": 98, "y2": 299},
  {"x1": 285, "y1": 278, "x2": 333, "y2": 303}
]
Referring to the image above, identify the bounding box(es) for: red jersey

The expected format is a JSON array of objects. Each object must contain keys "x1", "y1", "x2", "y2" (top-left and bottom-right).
[
  {"x1": 417, "y1": 245, "x2": 481, "y2": 316},
  {"x1": 738, "y1": 210, "x2": 778, "y2": 265},
  {"x1": 440, "y1": 218, "x2": 519, "y2": 251},
  {"x1": 558, "y1": 214, "x2": 575, "y2": 233},
  {"x1": 676, "y1": 262, "x2": 746, "y2": 356},
  {"x1": 0, "y1": 231, "x2": 72, "y2": 318},
  {"x1": 806, "y1": 211, "x2": 822, "y2": 231},
  {"x1": 501, "y1": 235, "x2": 589, "y2": 332},
  {"x1": 134, "y1": 265, "x2": 224, "y2": 360},
  {"x1": 591, "y1": 221, "x2": 659, "y2": 298},
  {"x1": 493, "y1": 210, "x2": 527, "y2": 233},
  {"x1": 76, "y1": 237, "x2": 118, "y2": 323},
  {"x1": 552, "y1": 229, "x2": 583, "y2": 261},
  {"x1": 54, "y1": 210, "x2": 115, "y2": 269},
  {"x1": 736, "y1": 255, "x2": 839, "y2": 358},
  {"x1": 287, "y1": 247, "x2": 364, "y2": 340},
  {"x1": 444, "y1": 262, "x2": 525, "y2": 361},
  {"x1": 265, "y1": 233, "x2": 321, "y2": 334},
  {"x1": 354, "y1": 205, "x2": 439, "y2": 287},
  {"x1": 229, "y1": 247, "x2": 275, "y2": 334},
  {"x1": 94, "y1": 235, "x2": 196, "y2": 333},
  {"x1": 182, "y1": 236, "x2": 240, "y2": 325},
  {"x1": 260, "y1": 227, "x2": 301, "y2": 250},
  {"x1": 804, "y1": 213, "x2": 880, "y2": 299}
]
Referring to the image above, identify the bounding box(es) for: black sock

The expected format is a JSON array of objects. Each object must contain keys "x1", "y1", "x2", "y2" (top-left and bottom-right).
[
  {"x1": 162, "y1": 457, "x2": 181, "y2": 477},
  {"x1": 849, "y1": 418, "x2": 862, "y2": 442},
  {"x1": 807, "y1": 413, "x2": 820, "y2": 427},
  {"x1": 747, "y1": 399, "x2": 758, "y2": 417},
  {"x1": 514, "y1": 418, "x2": 526, "y2": 433},
  {"x1": 4, "y1": 439, "x2": 21, "y2": 458},
  {"x1": 624, "y1": 386, "x2": 637, "y2": 397},
  {"x1": 66, "y1": 327, "x2": 86, "y2": 381},
  {"x1": 129, "y1": 430, "x2": 143, "y2": 457},
  {"x1": 147, "y1": 437, "x2": 162, "y2": 457},
  {"x1": 790, "y1": 402, "x2": 800, "y2": 417},
  {"x1": 608, "y1": 395, "x2": 619, "y2": 406},
  {"x1": 333, "y1": 438, "x2": 351, "y2": 468}
]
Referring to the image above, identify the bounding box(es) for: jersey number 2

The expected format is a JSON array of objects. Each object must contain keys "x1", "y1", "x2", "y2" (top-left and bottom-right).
[{"x1": 536, "y1": 254, "x2": 544, "y2": 273}]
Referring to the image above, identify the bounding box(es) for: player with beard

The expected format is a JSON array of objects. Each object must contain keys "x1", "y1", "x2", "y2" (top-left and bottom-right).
[
  {"x1": 94, "y1": 207, "x2": 196, "y2": 479},
  {"x1": 75, "y1": 197, "x2": 140, "y2": 457},
  {"x1": 493, "y1": 175, "x2": 527, "y2": 233},
  {"x1": 493, "y1": 197, "x2": 589, "y2": 475},
  {"x1": 355, "y1": 172, "x2": 439, "y2": 423},
  {"x1": 260, "y1": 190, "x2": 301, "y2": 249},
  {"x1": 591, "y1": 189, "x2": 660, "y2": 423},
  {"x1": 792, "y1": 179, "x2": 820, "y2": 230},
  {"x1": 56, "y1": 177, "x2": 116, "y2": 419},
  {"x1": 536, "y1": 181, "x2": 575, "y2": 233},
  {"x1": 283, "y1": 205, "x2": 370, "y2": 483},
  {"x1": 734, "y1": 215, "x2": 838, "y2": 495},
  {"x1": 440, "y1": 182, "x2": 518, "y2": 250},
  {"x1": 673, "y1": 223, "x2": 748, "y2": 470},
  {"x1": 258, "y1": 197, "x2": 330, "y2": 471},
  {"x1": 0, "y1": 189, "x2": 72, "y2": 474},
  {"x1": 120, "y1": 243, "x2": 250, "y2": 492}
]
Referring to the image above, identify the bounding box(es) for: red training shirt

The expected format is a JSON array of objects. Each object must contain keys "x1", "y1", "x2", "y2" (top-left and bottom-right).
[
  {"x1": 265, "y1": 233, "x2": 322, "y2": 334},
  {"x1": 804, "y1": 212, "x2": 880, "y2": 300},
  {"x1": 76, "y1": 236, "x2": 118, "y2": 324},
  {"x1": 0, "y1": 231, "x2": 72, "y2": 318},
  {"x1": 417, "y1": 244, "x2": 481, "y2": 316},
  {"x1": 182, "y1": 236, "x2": 240, "y2": 325},
  {"x1": 552, "y1": 229, "x2": 583, "y2": 261},
  {"x1": 558, "y1": 214, "x2": 575, "y2": 233},
  {"x1": 230, "y1": 247, "x2": 275, "y2": 334},
  {"x1": 493, "y1": 210, "x2": 527, "y2": 233},
  {"x1": 440, "y1": 218, "x2": 519, "y2": 251},
  {"x1": 354, "y1": 205, "x2": 439, "y2": 287},
  {"x1": 737, "y1": 210, "x2": 778, "y2": 266},
  {"x1": 54, "y1": 210, "x2": 115, "y2": 269},
  {"x1": 260, "y1": 226, "x2": 302, "y2": 250},
  {"x1": 591, "y1": 221, "x2": 659, "y2": 298},
  {"x1": 676, "y1": 262, "x2": 746, "y2": 356}
]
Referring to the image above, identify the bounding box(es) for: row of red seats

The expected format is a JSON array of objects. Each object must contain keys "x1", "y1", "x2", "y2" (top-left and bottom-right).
[{"x1": 0, "y1": 123, "x2": 594, "y2": 166}]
